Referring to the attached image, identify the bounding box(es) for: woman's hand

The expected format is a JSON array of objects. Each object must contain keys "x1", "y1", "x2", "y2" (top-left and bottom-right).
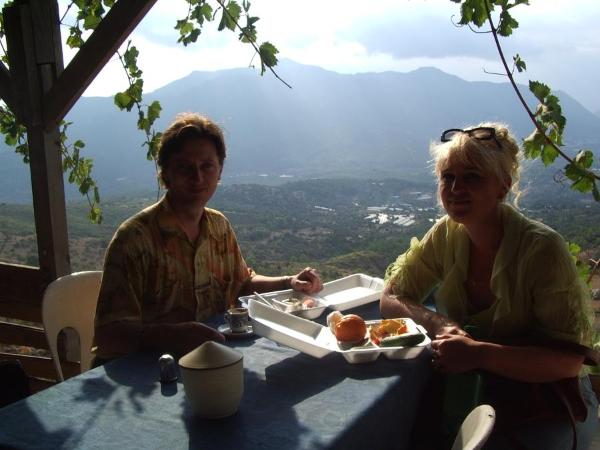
[
  {"x1": 290, "y1": 267, "x2": 323, "y2": 294},
  {"x1": 430, "y1": 333, "x2": 482, "y2": 373},
  {"x1": 435, "y1": 325, "x2": 471, "y2": 338}
]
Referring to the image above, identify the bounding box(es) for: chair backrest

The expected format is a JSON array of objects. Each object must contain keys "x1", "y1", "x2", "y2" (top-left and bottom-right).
[
  {"x1": 42, "y1": 271, "x2": 102, "y2": 381},
  {"x1": 451, "y1": 404, "x2": 496, "y2": 450}
]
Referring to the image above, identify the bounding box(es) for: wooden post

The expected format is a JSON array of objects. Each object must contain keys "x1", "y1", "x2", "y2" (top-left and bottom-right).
[{"x1": 3, "y1": 0, "x2": 70, "y2": 282}]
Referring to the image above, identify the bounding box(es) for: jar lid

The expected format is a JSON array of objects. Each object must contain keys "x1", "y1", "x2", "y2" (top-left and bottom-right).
[{"x1": 178, "y1": 341, "x2": 242, "y2": 370}]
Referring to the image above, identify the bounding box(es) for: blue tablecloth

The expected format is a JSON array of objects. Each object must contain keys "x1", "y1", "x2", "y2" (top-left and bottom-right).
[{"x1": 0, "y1": 303, "x2": 432, "y2": 449}]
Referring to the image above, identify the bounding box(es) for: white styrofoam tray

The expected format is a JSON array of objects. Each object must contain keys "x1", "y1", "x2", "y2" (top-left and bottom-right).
[
  {"x1": 239, "y1": 273, "x2": 384, "y2": 314},
  {"x1": 248, "y1": 299, "x2": 430, "y2": 364}
]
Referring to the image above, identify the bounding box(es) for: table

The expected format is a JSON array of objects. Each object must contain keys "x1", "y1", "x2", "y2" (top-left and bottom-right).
[{"x1": 0, "y1": 304, "x2": 432, "y2": 450}]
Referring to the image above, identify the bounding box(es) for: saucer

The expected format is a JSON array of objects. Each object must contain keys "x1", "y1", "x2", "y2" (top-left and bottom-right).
[{"x1": 218, "y1": 323, "x2": 254, "y2": 339}]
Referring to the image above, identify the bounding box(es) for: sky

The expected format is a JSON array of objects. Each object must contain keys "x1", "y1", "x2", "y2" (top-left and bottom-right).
[{"x1": 60, "y1": 0, "x2": 600, "y2": 113}]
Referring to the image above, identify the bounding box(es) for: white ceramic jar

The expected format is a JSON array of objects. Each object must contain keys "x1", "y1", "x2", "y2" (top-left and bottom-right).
[{"x1": 178, "y1": 341, "x2": 244, "y2": 418}]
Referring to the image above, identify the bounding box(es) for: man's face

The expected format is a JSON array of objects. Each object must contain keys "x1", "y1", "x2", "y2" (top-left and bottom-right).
[{"x1": 163, "y1": 138, "x2": 222, "y2": 207}]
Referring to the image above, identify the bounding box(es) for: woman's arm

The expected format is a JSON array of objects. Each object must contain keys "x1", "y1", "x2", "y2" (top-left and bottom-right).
[
  {"x1": 95, "y1": 320, "x2": 225, "y2": 357},
  {"x1": 431, "y1": 334, "x2": 584, "y2": 382},
  {"x1": 380, "y1": 285, "x2": 465, "y2": 337}
]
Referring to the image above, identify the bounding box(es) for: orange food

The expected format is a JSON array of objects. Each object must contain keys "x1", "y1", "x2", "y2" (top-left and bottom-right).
[
  {"x1": 334, "y1": 314, "x2": 367, "y2": 343},
  {"x1": 369, "y1": 319, "x2": 408, "y2": 345}
]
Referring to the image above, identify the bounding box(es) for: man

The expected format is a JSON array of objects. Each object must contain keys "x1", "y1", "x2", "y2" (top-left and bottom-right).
[{"x1": 93, "y1": 112, "x2": 322, "y2": 361}]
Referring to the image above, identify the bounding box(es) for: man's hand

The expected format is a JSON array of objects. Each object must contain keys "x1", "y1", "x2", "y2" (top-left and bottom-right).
[{"x1": 290, "y1": 267, "x2": 323, "y2": 294}]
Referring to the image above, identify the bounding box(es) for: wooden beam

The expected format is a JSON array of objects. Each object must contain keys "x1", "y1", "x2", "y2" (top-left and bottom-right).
[
  {"x1": 0, "y1": 301, "x2": 42, "y2": 323},
  {"x1": 0, "y1": 263, "x2": 45, "y2": 305},
  {"x1": 0, "y1": 321, "x2": 47, "y2": 349},
  {"x1": 3, "y1": 2, "x2": 38, "y2": 126},
  {"x1": 3, "y1": 1, "x2": 71, "y2": 280},
  {"x1": 0, "y1": 62, "x2": 15, "y2": 112},
  {"x1": 0, "y1": 352, "x2": 79, "y2": 380},
  {"x1": 27, "y1": 124, "x2": 71, "y2": 280},
  {"x1": 43, "y1": 0, "x2": 158, "y2": 126}
]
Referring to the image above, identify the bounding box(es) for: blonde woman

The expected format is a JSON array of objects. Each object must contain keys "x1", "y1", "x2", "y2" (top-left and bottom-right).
[{"x1": 381, "y1": 124, "x2": 598, "y2": 449}]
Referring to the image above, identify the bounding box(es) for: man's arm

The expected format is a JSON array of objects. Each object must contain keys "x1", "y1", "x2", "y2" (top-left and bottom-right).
[{"x1": 240, "y1": 267, "x2": 323, "y2": 296}]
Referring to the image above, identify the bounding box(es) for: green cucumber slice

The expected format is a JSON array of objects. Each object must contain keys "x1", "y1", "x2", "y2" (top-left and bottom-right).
[{"x1": 379, "y1": 331, "x2": 425, "y2": 347}]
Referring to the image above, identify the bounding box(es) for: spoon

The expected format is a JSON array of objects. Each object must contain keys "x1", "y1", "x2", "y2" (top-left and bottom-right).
[{"x1": 253, "y1": 291, "x2": 283, "y2": 311}]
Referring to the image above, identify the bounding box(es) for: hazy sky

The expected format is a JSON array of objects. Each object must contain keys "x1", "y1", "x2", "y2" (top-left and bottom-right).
[{"x1": 62, "y1": 0, "x2": 599, "y2": 113}]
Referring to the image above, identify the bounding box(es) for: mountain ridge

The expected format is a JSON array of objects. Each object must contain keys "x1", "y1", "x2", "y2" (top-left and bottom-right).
[{"x1": 0, "y1": 60, "x2": 598, "y2": 203}]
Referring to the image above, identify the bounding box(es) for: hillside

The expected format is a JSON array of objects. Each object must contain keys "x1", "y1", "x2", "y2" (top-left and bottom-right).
[{"x1": 1, "y1": 179, "x2": 598, "y2": 280}]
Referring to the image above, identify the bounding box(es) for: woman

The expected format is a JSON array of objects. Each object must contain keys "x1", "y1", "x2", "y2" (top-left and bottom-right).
[
  {"x1": 381, "y1": 123, "x2": 598, "y2": 449},
  {"x1": 93, "y1": 112, "x2": 322, "y2": 361}
]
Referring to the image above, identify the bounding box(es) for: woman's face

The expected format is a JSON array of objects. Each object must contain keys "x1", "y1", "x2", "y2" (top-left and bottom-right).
[
  {"x1": 438, "y1": 159, "x2": 506, "y2": 225},
  {"x1": 163, "y1": 138, "x2": 222, "y2": 207}
]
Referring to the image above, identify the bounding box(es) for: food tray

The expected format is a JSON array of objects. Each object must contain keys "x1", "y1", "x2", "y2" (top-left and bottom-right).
[
  {"x1": 320, "y1": 273, "x2": 384, "y2": 311},
  {"x1": 239, "y1": 273, "x2": 384, "y2": 314},
  {"x1": 248, "y1": 299, "x2": 430, "y2": 364}
]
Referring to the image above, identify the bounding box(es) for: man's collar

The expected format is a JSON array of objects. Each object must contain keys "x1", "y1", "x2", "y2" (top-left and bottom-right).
[{"x1": 156, "y1": 195, "x2": 218, "y2": 240}]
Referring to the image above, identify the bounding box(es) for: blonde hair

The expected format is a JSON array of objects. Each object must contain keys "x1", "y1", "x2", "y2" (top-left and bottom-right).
[{"x1": 430, "y1": 122, "x2": 522, "y2": 206}]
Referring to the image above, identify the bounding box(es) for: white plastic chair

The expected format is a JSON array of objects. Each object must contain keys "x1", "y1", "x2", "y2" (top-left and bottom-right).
[
  {"x1": 451, "y1": 404, "x2": 496, "y2": 450},
  {"x1": 42, "y1": 271, "x2": 102, "y2": 381}
]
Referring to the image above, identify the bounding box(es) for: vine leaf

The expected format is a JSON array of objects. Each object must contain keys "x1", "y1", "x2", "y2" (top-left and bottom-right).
[
  {"x1": 258, "y1": 42, "x2": 278, "y2": 74},
  {"x1": 513, "y1": 54, "x2": 526, "y2": 72}
]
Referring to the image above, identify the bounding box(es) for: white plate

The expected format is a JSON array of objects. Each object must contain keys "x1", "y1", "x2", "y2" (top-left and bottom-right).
[{"x1": 218, "y1": 323, "x2": 254, "y2": 339}]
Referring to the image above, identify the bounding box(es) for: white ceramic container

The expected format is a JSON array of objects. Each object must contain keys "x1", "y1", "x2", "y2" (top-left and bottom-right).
[{"x1": 178, "y1": 341, "x2": 244, "y2": 418}]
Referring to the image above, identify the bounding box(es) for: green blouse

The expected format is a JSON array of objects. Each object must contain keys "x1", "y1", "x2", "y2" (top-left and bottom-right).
[{"x1": 385, "y1": 203, "x2": 594, "y2": 350}]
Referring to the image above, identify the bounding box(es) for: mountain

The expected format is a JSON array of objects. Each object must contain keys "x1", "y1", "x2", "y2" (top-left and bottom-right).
[{"x1": 1, "y1": 60, "x2": 599, "y2": 202}]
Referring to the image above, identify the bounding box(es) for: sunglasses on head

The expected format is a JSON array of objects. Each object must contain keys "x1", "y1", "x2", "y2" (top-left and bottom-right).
[{"x1": 440, "y1": 127, "x2": 501, "y2": 149}]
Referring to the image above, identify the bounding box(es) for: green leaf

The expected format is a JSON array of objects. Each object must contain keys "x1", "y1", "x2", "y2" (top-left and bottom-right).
[
  {"x1": 513, "y1": 54, "x2": 526, "y2": 72},
  {"x1": 200, "y1": 3, "x2": 213, "y2": 20},
  {"x1": 259, "y1": 41, "x2": 278, "y2": 73},
  {"x1": 124, "y1": 45, "x2": 139, "y2": 67},
  {"x1": 571, "y1": 176, "x2": 593, "y2": 193},
  {"x1": 569, "y1": 241, "x2": 581, "y2": 255},
  {"x1": 66, "y1": 27, "x2": 84, "y2": 49},
  {"x1": 114, "y1": 92, "x2": 132, "y2": 110},
  {"x1": 458, "y1": 0, "x2": 490, "y2": 27},
  {"x1": 564, "y1": 162, "x2": 585, "y2": 182},
  {"x1": 498, "y1": 10, "x2": 519, "y2": 36},
  {"x1": 147, "y1": 100, "x2": 162, "y2": 124},
  {"x1": 574, "y1": 150, "x2": 594, "y2": 169},
  {"x1": 540, "y1": 142, "x2": 559, "y2": 166},
  {"x1": 522, "y1": 130, "x2": 545, "y2": 159},
  {"x1": 218, "y1": 1, "x2": 241, "y2": 31},
  {"x1": 529, "y1": 81, "x2": 551, "y2": 102},
  {"x1": 83, "y1": 14, "x2": 101, "y2": 30}
]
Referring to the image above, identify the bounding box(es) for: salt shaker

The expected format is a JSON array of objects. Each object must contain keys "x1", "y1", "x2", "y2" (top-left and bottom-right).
[{"x1": 158, "y1": 354, "x2": 178, "y2": 383}]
